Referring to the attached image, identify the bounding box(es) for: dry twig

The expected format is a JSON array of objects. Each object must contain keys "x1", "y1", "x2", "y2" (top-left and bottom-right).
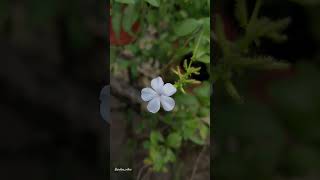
[{"x1": 190, "y1": 145, "x2": 207, "y2": 180}]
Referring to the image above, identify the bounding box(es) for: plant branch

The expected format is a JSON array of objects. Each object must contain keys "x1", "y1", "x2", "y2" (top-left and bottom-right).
[
  {"x1": 190, "y1": 145, "x2": 207, "y2": 180},
  {"x1": 137, "y1": 164, "x2": 151, "y2": 180}
]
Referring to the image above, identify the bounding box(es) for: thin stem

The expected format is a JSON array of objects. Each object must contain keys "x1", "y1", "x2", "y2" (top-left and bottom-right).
[
  {"x1": 159, "y1": 30, "x2": 199, "y2": 76},
  {"x1": 189, "y1": 29, "x2": 204, "y2": 68},
  {"x1": 173, "y1": 29, "x2": 204, "y2": 89},
  {"x1": 248, "y1": 0, "x2": 262, "y2": 28},
  {"x1": 137, "y1": 164, "x2": 150, "y2": 180},
  {"x1": 190, "y1": 145, "x2": 207, "y2": 180}
]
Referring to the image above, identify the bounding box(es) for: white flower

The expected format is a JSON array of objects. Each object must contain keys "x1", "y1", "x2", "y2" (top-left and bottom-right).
[{"x1": 141, "y1": 76, "x2": 177, "y2": 113}]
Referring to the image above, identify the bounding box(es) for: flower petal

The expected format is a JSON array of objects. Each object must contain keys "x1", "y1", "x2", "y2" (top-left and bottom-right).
[
  {"x1": 151, "y1": 76, "x2": 164, "y2": 94},
  {"x1": 160, "y1": 95, "x2": 175, "y2": 111},
  {"x1": 147, "y1": 97, "x2": 161, "y2": 113},
  {"x1": 141, "y1": 88, "x2": 158, "y2": 101},
  {"x1": 161, "y1": 83, "x2": 177, "y2": 96}
]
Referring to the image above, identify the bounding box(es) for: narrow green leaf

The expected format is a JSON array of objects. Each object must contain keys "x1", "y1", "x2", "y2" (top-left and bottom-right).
[
  {"x1": 248, "y1": 0, "x2": 262, "y2": 25},
  {"x1": 183, "y1": 59, "x2": 188, "y2": 70}
]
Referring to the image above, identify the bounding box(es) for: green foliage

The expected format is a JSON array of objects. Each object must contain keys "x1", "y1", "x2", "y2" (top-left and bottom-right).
[
  {"x1": 173, "y1": 26, "x2": 210, "y2": 93},
  {"x1": 111, "y1": 4, "x2": 122, "y2": 39},
  {"x1": 166, "y1": 132, "x2": 182, "y2": 149},
  {"x1": 111, "y1": 0, "x2": 210, "y2": 174},
  {"x1": 122, "y1": 5, "x2": 139, "y2": 34},
  {"x1": 144, "y1": 131, "x2": 177, "y2": 172},
  {"x1": 174, "y1": 18, "x2": 201, "y2": 37},
  {"x1": 144, "y1": 81, "x2": 210, "y2": 172},
  {"x1": 214, "y1": 0, "x2": 291, "y2": 101},
  {"x1": 144, "y1": 0, "x2": 160, "y2": 7}
]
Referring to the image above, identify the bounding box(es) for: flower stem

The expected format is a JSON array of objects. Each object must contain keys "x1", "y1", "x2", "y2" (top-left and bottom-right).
[{"x1": 174, "y1": 29, "x2": 204, "y2": 91}]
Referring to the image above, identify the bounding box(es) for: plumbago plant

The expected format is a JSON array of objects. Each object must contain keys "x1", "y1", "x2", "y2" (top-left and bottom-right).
[
  {"x1": 214, "y1": 0, "x2": 291, "y2": 102},
  {"x1": 110, "y1": 0, "x2": 210, "y2": 175}
]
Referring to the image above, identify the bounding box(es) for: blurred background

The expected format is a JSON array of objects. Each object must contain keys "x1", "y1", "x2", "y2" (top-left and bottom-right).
[
  {"x1": 214, "y1": 0, "x2": 320, "y2": 179},
  {"x1": 0, "y1": 0, "x2": 108, "y2": 179}
]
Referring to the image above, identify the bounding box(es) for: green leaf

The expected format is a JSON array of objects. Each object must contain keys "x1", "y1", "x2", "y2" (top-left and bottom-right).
[
  {"x1": 199, "y1": 124, "x2": 209, "y2": 140},
  {"x1": 200, "y1": 17, "x2": 210, "y2": 36},
  {"x1": 197, "y1": 55, "x2": 210, "y2": 63},
  {"x1": 164, "y1": 148, "x2": 176, "y2": 163},
  {"x1": 194, "y1": 46, "x2": 207, "y2": 60},
  {"x1": 174, "y1": 18, "x2": 201, "y2": 37},
  {"x1": 183, "y1": 59, "x2": 188, "y2": 70},
  {"x1": 150, "y1": 147, "x2": 162, "y2": 165},
  {"x1": 175, "y1": 94, "x2": 200, "y2": 108},
  {"x1": 166, "y1": 132, "x2": 182, "y2": 149},
  {"x1": 193, "y1": 82, "x2": 210, "y2": 98},
  {"x1": 189, "y1": 134, "x2": 206, "y2": 145},
  {"x1": 181, "y1": 119, "x2": 198, "y2": 140},
  {"x1": 115, "y1": 0, "x2": 136, "y2": 4},
  {"x1": 150, "y1": 131, "x2": 164, "y2": 144},
  {"x1": 198, "y1": 107, "x2": 210, "y2": 117},
  {"x1": 117, "y1": 59, "x2": 131, "y2": 69},
  {"x1": 144, "y1": 0, "x2": 160, "y2": 7},
  {"x1": 193, "y1": 82, "x2": 211, "y2": 106},
  {"x1": 112, "y1": 8, "x2": 122, "y2": 39},
  {"x1": 122, "y1": 5, "x2": 139, "y2": 34}
]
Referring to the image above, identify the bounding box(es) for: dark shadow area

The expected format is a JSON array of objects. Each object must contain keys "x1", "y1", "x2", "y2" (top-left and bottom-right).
[
  {"x1": 214, "y1": 0, "x2": 320, "y2": 179},
  {"x1": 0, "y1": 0, "x2": 108, "y2": 179}
]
